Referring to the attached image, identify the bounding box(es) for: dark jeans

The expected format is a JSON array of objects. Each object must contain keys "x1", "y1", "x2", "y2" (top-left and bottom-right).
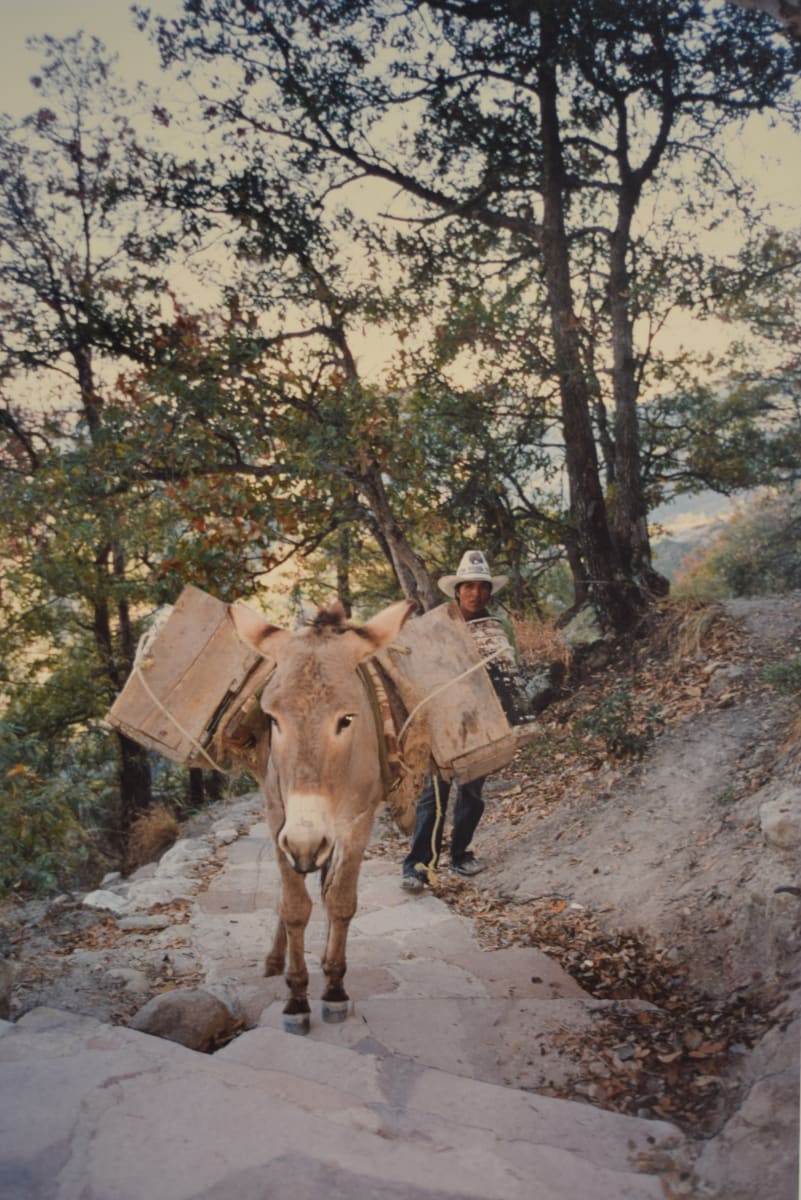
[{"x1": 403, "y1": 773, "x2": 486, "y2": 878}]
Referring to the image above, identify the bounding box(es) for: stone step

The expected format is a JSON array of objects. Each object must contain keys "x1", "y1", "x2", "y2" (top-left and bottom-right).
[
  {"x1": 0, "y1": 1007, "x2": 688, "y2": 1200},
  {"x1": 254, "y1": 991, "x2": 657, "y2": 1095},
  {"x1": 186, "y1": 833, "x2": 651, "y2": 1096},
  {"x1": 192, "y1": 847, "x2": 591, "y2": 1015},
  {"x1": 217, "y1": 1024, "x2": 686, "y2": 1180}
]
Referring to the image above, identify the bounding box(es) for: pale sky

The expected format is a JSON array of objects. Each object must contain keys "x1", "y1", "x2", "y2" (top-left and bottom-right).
[
  {"x1": 1, "y1": 0, "x2": 798, "y2": 367},
  {"x1": 2, "y1": 1, "x2": 797, "y2": 195},
  {"x1": 0, "y1": 0, "x2": 178, "y2": 114}
]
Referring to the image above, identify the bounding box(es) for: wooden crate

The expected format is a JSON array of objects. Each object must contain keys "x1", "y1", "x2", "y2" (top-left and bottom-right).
[
  {"x1": 377, "y1": 601, "x2": 519, "y2": 783},
  {"x1": 105, "y1": 585, "x2": 273, "y2": 769}
]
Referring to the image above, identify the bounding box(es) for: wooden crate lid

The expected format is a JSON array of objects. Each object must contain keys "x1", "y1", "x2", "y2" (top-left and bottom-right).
[
  {"x1": 377, "y1": 601, "x2": 516, "y2": 783},
  {"x1": 106, "y1": 585, "x2": 271, "y2": 767}
]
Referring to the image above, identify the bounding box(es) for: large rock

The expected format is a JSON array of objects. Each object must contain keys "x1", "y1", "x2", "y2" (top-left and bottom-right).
[
  {"x1": 760, "y1": 788, "x2": 801, "y2": 849},
  {"x1": 155, "y1": 837, "x2": 211, "y2": 876},
  {"x1": 559, "y1": 604, "x2": 605, "y2": 647},
  {"x1": 82, "y1": 889, "x2": 130, "y2": 916},
  {"x1": 695, "y1": 1018, "x2": 801, "y2": 1200},
  {"x1": 129, "y1": 988, "x2": 240, "y2": 1052}
]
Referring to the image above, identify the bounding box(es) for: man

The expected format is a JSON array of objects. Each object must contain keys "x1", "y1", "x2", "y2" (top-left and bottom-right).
[{"x1": 401, "y1": 549, "x2": 516, "y2": 892}]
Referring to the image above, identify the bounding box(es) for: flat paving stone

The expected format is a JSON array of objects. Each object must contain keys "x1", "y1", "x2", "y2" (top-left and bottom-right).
[
  {"x1": 256, "y1": 992, "x2": 653, "y2": 1094},
  {"x1": 0, "y1": 804, "x2": 693, "y2": 1200},
  {"x1": 0, "y1": 1008, "x2": 685, "y2": 1200},
  {"x1": 448, "y1": 945, "x2": 589, "y2": 999},
  {"x1": 351, "y1": 893, "x2": 460, "y2": 937},
  {"x1": 218, "y1": 1025, "x2": 685, "y2": 1176}
]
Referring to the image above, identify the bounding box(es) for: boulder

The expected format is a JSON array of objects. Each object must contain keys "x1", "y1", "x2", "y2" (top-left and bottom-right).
[
  {"x1": 115, "y1": 913, "x2": 173, "y2": 933},
  {"x1": 82, "y1": 889, "x2": 130, "y2": 916},
  {"x1": 129, "y1": 988, "x2": 240, "y2": 1052},
  {"x1": 559, "y1": 605, "x2": 605, "y2": 647},
  {"x1": 211, "y1": 827, "x2": 239, "y2": 846},
  {"x1": 155, "y1": 838, "x2": 211, "y2": 876},
  {"x1": 760, "y1": 788, "x2": 801, "y2": 849},
  {"x1": 521, "y1": 660, "x2": 566, "y2": 714}
]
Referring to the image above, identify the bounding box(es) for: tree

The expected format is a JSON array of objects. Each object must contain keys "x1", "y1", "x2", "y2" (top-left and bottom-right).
[
  {"x1": 641, "y1": 225, "x2": 801, "y2": 503},
  {"x1": 0, "y1": 34, "x2": 179, "y2": 832},
  {"x1": 729, "y1": 0, "x2": 801, "y2": 39},
  {"x1": 149, "y1": 0, "x2": 801, "y2": 630}
]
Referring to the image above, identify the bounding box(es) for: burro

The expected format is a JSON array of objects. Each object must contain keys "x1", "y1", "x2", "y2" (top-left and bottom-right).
[{"x1": 233, "y1": 597, "x2": 415, "y2": 1034}]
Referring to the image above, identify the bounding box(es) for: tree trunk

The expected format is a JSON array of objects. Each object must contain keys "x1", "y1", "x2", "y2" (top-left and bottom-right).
[
  {"x1": 205, "y1": 771, "x2": 224, "y2": 803},
  {"x1": 80, "y1": 353, "x2": 153, "y2": 831},
  {"x1": 314, "y1": 292, "x2": 435, "y2": 611},
  {"x1": 360, "y1": 462, "x2": 437, "y2": 610},
  {"x1": 565, "y1": 520, "x2": 590, "y2": 612},
  {"x1": 537, "y1": 12, "x2": 641, "y2": 632},
  {"x1": 188, "y1": 767, "x2": 205, "y2": 811},
  {"x1": 335, "y1": 524, "x2": 353, "y2": 617},
  {"x1": 118, "y1": 732, "x2": 153, "y2": 836},
  {"x1": 607, "y1": 189, "x2": 669, "y2": 597}
]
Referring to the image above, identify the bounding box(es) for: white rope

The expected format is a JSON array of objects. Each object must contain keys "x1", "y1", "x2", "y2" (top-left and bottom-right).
[{"x1": 396, "y1": 646, "x2": 510, "y2": 747}]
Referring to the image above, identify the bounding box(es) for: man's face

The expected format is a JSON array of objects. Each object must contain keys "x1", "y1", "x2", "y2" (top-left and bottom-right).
[{"x1": 456, "y1": 580, "x2": 492, "y2": 618}]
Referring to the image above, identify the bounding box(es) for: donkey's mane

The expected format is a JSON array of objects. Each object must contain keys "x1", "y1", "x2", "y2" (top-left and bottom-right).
[{"x1": 310, "y1": 603, "x2": 371, "y2": 640}]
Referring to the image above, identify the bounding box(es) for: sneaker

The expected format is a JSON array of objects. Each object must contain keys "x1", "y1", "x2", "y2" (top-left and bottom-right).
[
  {"x1": 401, "y1": 873, "x2": 426, "y2": 893},
  {"x1": 450, "y1": 852, "x2": 486, "y2": 877}
]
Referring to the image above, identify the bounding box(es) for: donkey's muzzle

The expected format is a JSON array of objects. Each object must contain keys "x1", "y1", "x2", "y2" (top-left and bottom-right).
[
  {"x1": 283, "y1": 836, "x2": 333, "y2": 875},
  {"x1": 278, "y1": 793, "x2": 334, "y2": 875}
]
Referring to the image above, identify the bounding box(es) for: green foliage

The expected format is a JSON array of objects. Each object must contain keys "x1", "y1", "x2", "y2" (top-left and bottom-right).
[
  {"x1": 761, "y1": 657, "x2": 801, "y2": 698},
  {"x1": 578, "y1": 682, "x2": 664, "y2": 759},
  {"x1": 675, "y1": 491, "x2": 801, "y2": 599},
  {"x1": 0, "y1": 719, "x2": 108, "y2": 897}
]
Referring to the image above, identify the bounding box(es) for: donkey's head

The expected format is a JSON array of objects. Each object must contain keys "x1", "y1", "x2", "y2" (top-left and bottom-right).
[{"x1": 232, "y1": 598, "x2": 415, "y2": 874}]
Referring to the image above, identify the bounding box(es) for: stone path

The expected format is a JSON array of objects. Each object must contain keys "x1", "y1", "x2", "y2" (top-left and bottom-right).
[{"x1": 0, "y1": 799, "x2": 692, "y2": 1199}]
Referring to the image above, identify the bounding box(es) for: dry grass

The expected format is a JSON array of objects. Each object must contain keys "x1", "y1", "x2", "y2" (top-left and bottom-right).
[
  {"x1": 510, "y1": 613, "x2": 573, "y2": 670},
  {"x1": 126, "y1": 805, "x2": 180, "y2": 871},
  {"x1": 648, "y1": 597, "x2": 740, "y2": 662}
]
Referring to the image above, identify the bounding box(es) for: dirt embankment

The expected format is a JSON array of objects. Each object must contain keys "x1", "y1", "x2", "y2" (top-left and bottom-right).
[{"x1": 371, "y1": 593, "x2": 801, "y2": 1137}]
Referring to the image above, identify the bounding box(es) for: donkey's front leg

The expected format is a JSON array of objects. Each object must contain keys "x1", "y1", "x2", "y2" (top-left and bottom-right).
[
  {"x1": 264, "y1": 917, "x2": 286, "y2": 978},
  {"x1": 275, "y1": 863, "x2": 313, "y2": 1034},
  {"x1": 319, "y1": 857, "x2": 361, "y2": 1023}
]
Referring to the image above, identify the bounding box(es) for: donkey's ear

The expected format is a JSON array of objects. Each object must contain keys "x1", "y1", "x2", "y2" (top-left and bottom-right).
[
  {"x1": 229, "y1": 603, "x2": 291, "y2": 657},
  {"x1": 355, "y1": 598, "x2": 417, "y2": 660}
]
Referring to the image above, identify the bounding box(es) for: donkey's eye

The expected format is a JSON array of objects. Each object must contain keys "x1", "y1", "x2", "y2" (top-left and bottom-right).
[{"x1": 336, "y1": 714, "x2": 354, "y2": 734}]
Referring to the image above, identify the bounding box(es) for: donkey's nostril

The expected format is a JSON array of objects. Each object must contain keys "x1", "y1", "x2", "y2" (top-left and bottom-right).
[
  {"x1": 278, "y1": 831, "x2": 332, "y2": 874},
  {"x1": 314, "y1": 837, "x2": 332, "y2": 868}
]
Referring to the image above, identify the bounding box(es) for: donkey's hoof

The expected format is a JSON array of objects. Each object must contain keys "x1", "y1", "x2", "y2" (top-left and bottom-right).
[
  {"x1": 321, "y1": 999, "x2": 349, "y2": 1024},
  {"x1": 283, "y1": 1010, "x2": 311, "y2": 1035}
]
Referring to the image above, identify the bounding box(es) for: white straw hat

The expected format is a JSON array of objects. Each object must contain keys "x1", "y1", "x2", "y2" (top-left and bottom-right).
[{"x1": 438, "y1": 549, "x2": 508, "y2": 599}]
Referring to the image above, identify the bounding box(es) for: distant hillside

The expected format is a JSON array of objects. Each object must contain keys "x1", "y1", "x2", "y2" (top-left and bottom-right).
[
  {"x1": 652, "y1": 517, "x2": 728, "y2": 581},
  {"x1": 651, "y1": 489, "x2": 740, "y2": 528},
  {"x1": 650, "y1": 490, "x2": 742, "y2": 582}
]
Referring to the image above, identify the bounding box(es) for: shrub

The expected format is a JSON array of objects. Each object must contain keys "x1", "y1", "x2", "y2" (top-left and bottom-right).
[
  {"x1": 126, "y1": 804, "x2": 181, "y2": 871},
  {"x1": 1, "y1": 722, "x2": 92, "y2": 896},
  {"x1": 578, "y1": 682, "x2": 664, "y2": 759},
  {"x1": 761, "y1": 657, "x2": 801, "y2": 699}
]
